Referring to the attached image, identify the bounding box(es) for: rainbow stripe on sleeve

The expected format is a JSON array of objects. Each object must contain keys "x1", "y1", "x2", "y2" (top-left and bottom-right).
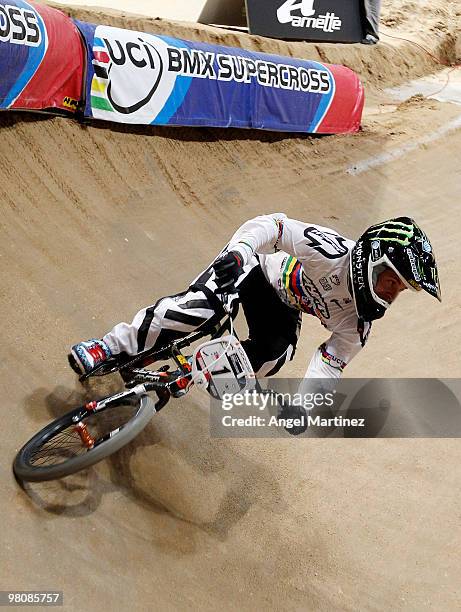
[
  {"x1": 319, "y1": 343, "x2": 347, "y2": 372},
  {"x1": 282, "y1": 256, "x2": 315, "y2": 315}
]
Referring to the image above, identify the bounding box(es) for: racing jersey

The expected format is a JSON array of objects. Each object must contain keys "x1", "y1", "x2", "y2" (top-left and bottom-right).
[{"x1": 228, "y1": 213, "x2": 371, "y2": 379}]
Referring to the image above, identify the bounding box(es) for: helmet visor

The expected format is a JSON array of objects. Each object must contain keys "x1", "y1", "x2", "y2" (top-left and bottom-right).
[{"x1": 410, "y1": 245, "x2": 442, "y2": 301}]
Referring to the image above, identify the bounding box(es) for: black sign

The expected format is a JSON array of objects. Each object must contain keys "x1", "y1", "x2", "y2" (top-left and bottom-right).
[
  {"x1": 199, "y1": 0, "x2": 248, "y2": 27},
  {"x1": 245, "y1": 0, "x2": 364, "y2": 42}
]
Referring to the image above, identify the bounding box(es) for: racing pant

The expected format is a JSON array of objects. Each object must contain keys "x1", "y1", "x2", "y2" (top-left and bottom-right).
[{"x1": 103, "y1": 263, "x2": 301, "y2": 377}]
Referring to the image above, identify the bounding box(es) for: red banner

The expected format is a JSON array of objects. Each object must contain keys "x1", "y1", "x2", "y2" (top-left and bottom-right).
[{"x1": 0, "y1": 1, "x2": 83, "y2": 112}]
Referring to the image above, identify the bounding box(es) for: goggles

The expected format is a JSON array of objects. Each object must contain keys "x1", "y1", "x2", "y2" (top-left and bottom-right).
[{"x1": 369, "y1": 255, "x2": 420, "y2": 309}]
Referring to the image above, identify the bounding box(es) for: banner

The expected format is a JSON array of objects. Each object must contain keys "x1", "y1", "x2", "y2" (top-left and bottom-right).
[
  {"x1": 0, "y1": 1, "x2": 83, "y2": 112},
  {"x1": 76, "y1": 21, "x2": 363, "y2": 134},
  {"x1": 245, "y1": 0, "x2": 364, "y2": 42}
]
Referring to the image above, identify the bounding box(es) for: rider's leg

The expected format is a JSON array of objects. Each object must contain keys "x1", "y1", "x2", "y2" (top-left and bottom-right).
[
  {"x1": 103, "y1": 284, "x2": 224, "y2": 356},
  {"x1": 238, "y1": 265, "x2": 301, "y2": 377},
  {"x1": 70, "y1": 282, "x2": 226, "y2": 375},
  {"x1": 110, "y1": 250, "x2": 257, "y2": 356},
  {"x1": 70, "y1": 253, "x2": 259, "y2": 376}
]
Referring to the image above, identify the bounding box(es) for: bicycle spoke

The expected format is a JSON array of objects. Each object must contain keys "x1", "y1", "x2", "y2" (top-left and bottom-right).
[
  {"x1": 29, "y1": 429, "x2": 88, "y2": 466},
  {"x1": 28, "y1": 410, "x2": 135, "y2": 467},
  {"x1": 16, "y1": 395, "x2": 153, "y2": 480}
]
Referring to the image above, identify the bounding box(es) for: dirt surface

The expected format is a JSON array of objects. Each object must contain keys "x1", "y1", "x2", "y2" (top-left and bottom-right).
[{"x1": 1, "y1": 1, "x2": 461, "y2": 610}]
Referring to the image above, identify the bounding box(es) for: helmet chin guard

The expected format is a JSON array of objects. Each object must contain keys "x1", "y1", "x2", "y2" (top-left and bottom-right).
[{"x1": 350, "y1": 217, "x2": 441, "y2": 322}]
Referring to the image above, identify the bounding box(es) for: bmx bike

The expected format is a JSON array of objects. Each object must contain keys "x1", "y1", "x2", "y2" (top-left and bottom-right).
[{"x1": 13, "y1": 300, "x2": 255, "y2": 482}]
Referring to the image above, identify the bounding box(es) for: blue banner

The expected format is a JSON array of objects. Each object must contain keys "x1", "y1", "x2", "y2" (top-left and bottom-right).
[{"x1": 75, "y1": 21, "x2": 363, "y2": 134}]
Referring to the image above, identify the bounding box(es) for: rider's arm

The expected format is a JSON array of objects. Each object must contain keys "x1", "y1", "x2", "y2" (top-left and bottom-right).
[
  {"x1": 296, "y1": 332, "x2": 362, "y2": 399},
  {"x1": 304, "y1": 323, "x2": 371, "y2": 380},
  {"x1": 227, "y1": 213, "x2": 305, "y2": 264},
  {"x1": 293, "y1": 328, "x2": 369, "y2": 434},
  {"x1": 304, "y1": 338, "x2": 353, "y2": 379}
]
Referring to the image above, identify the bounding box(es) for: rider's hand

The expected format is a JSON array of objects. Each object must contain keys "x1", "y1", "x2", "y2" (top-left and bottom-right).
[
  {"x1": 278, "y1": 403, "x2": 308, "y2": 436},
  {"x1": 213, "y1": 251, "x2": 244, "y2": 294}
]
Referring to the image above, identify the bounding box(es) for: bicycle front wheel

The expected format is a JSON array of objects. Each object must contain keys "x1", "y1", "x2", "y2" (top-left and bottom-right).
[{"x1": 13, "y1": 395, "x2": 155, "y2": 482}]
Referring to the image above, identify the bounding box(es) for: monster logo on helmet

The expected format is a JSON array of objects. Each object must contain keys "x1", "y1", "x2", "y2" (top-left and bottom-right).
[{"x1": 350, "y1": 217, "x2": 441, "y2": 323}]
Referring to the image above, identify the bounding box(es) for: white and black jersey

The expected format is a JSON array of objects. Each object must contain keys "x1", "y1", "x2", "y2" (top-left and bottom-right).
[{"x1": 227, "y1": 213, "x2": 371, "y2": 378}]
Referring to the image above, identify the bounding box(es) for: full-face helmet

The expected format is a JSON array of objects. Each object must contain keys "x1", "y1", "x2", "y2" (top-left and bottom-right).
[{"x1": 350, "y1": 217, "x2": 441, "y2": 322}]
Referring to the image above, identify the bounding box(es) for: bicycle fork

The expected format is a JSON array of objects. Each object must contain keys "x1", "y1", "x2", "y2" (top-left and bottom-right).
[{"x1": 71, "y1": 384, "x2": 170, "y2": 449}]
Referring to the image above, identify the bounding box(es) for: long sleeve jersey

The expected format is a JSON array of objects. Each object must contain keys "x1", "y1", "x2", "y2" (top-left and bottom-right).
[{"x1": 228, "y1": 213, "x2": 371, "y2": 379}]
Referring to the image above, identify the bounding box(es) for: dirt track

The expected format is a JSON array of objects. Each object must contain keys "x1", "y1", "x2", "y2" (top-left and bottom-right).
[{"x1": 1, "y1": 1, "x2": 461, "y2": 610}]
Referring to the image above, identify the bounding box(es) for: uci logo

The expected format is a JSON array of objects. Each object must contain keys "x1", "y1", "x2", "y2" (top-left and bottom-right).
[
  {"x1": 91, "y1": 26, "x2": 178, "y2": 122},
  {"x1": 100, "y1": 34, "x2": 164, "y2": 114}
]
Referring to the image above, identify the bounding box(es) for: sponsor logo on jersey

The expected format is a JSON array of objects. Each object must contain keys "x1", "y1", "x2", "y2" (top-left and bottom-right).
[
  {"x1": 329, "y1": 297, "x2": 351, "y2": 310},
  {"x1": 319, "y1": 276, "x2": 332, "y2": 292},
  {"x1": 330, "y1": 274, "x2": 340, "y2": 286},
  {"x1": 282, "y1": 255, "x2": 329, "y2": 319},
  {"x1": 330, "y1": 298, "x2": 343, "y2": 310},
  {"x1": 273, "y1": 218, "x2": 285, "y2": 252},
  {"x1": 302, "y1": 272, "x2": 330, "y2": 319},
  {"x1": 304, "y1": 227, "x2": 349, "y2": 259}
]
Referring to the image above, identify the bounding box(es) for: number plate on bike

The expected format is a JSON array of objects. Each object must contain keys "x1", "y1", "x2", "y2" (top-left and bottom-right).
[{"x1": 192, "y1": 336, "x2": 255, "y2": 400}]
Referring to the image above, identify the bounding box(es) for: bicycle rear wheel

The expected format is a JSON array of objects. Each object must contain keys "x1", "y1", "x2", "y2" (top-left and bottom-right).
[{"x1": 13, "y1": 395, "x2": 155, "y2": 482}]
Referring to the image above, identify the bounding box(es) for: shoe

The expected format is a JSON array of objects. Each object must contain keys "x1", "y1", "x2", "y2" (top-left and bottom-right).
[
  {"x1": 69, "y1": 339, "x2": 112, "y2": 375},
  {"x1": 362, "y1": 33, "x2": 379, "y2": 45}
]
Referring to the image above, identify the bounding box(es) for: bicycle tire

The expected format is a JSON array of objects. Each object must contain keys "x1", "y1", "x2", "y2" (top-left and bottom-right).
[{"x1": 13, "y1": 395, "x2": 156, "y2": 482}]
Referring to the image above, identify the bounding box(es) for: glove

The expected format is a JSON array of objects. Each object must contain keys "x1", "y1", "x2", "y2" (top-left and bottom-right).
[
  {"x1": 278, "y1": 403, "x2": 308, "y2": 436},
  {"x1": 213, "y1": 251, "x2": 243, "y2": 294}
]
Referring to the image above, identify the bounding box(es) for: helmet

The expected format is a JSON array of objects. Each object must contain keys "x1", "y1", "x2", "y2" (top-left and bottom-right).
[{"x1": 350, "y1": 217, "x2": 441, "y2": 322}]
